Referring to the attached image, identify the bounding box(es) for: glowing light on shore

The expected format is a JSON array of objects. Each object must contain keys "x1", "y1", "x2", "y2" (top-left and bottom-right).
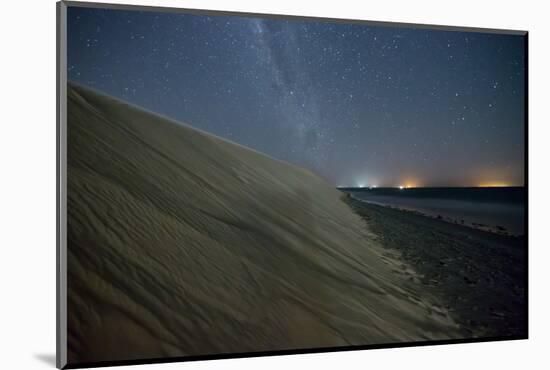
[
  {"x1": 478, "y1": 182, "x2": 510, "y2": 187},
  {"x1": 398, "y1": 185, "x2": 404, "y2": 190},
  {"x1": 400, "y1": 179, "x2": 419, "y2": 189}
]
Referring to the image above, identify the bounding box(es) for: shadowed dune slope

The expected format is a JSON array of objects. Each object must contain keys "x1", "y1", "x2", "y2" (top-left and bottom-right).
[{"x1": 66, "y1": 83, "x2": 461, "y2": 364}]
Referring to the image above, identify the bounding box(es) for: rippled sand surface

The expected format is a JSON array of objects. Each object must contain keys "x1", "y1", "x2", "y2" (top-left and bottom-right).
[{"x1": 66, "y1": 83, "x2": 461, "y2": 365}]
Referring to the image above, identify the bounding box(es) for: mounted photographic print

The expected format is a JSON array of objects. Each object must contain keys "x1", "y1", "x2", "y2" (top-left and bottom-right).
[{"x1": 56, "y1": 1, "x2": 528, "y2": 368}]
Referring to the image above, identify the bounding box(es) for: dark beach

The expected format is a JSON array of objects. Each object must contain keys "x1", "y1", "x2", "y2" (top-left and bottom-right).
[{"x1": 343, "y1": 194, "x2": 527, "y2": 338}]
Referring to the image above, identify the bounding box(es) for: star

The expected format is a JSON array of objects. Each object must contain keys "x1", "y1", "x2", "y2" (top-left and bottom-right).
[{"x1": 67, "y1": 7, "x2": 525, "y2": 187}]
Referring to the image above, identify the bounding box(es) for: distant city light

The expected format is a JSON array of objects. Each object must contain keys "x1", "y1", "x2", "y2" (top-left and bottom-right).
[
  {"x1": 478, "y1": 182, "x2": 509, "y2": 187},
  {"x1": 399, "y1": 185, "x2": 404, "y2": 190}
]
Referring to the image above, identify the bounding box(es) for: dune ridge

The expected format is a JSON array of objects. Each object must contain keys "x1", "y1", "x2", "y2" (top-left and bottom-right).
[{"x1": 66, "y1": 82, "x2": 461, "y2": 364}]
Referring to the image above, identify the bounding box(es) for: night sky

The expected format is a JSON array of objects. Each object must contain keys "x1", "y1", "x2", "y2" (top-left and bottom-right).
[{"x1": 67, "y1": 6, "x2": 526, "y2": 187}]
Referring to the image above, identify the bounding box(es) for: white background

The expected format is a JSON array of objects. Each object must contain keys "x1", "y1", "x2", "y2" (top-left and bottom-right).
[{"x1": 1, "y1": 0, "x2": 548, "y2": 368}]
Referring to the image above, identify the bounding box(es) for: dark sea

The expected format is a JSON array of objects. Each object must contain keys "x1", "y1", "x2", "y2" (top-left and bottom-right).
[{"x1": 341, "y1": 187, "x2": 525, "y2": 236}]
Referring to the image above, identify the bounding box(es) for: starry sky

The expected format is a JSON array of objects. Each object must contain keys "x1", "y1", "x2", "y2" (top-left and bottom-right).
[{"x1": 67, "y1": 6, "x2": 526, "y2": 187}]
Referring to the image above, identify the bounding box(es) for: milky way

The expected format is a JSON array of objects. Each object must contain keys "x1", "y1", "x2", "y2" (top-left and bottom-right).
[{"x1": 67, "y1": 6, "x2": 526, "y2": 187}]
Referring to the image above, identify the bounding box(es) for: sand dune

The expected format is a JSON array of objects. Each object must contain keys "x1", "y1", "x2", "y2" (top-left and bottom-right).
[{"x1": 66, "y1": 83, "x2": 461, "y2": 365}]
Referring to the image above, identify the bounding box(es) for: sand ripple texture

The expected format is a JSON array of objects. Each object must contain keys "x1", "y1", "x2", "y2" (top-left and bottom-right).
[{"x1": 66, "y1": 83, "x2": 461, "y2": 364}]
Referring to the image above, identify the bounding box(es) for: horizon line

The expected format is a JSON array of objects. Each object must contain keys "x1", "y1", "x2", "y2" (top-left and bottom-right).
[{"x1": 336, "y1": 185, "x2": 525, "y2": 189}]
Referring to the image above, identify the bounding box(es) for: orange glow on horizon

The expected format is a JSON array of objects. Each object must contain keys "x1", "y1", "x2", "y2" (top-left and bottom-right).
[
  {"x1": 403, "y1": 180, "x2": 419, "y2": 189},
  {"x1": 477, "y1": 182, "x2": 510, "y2": 188},
  {"x1": 396, "y1": 183, "x2": 418, "y2": 189}
]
